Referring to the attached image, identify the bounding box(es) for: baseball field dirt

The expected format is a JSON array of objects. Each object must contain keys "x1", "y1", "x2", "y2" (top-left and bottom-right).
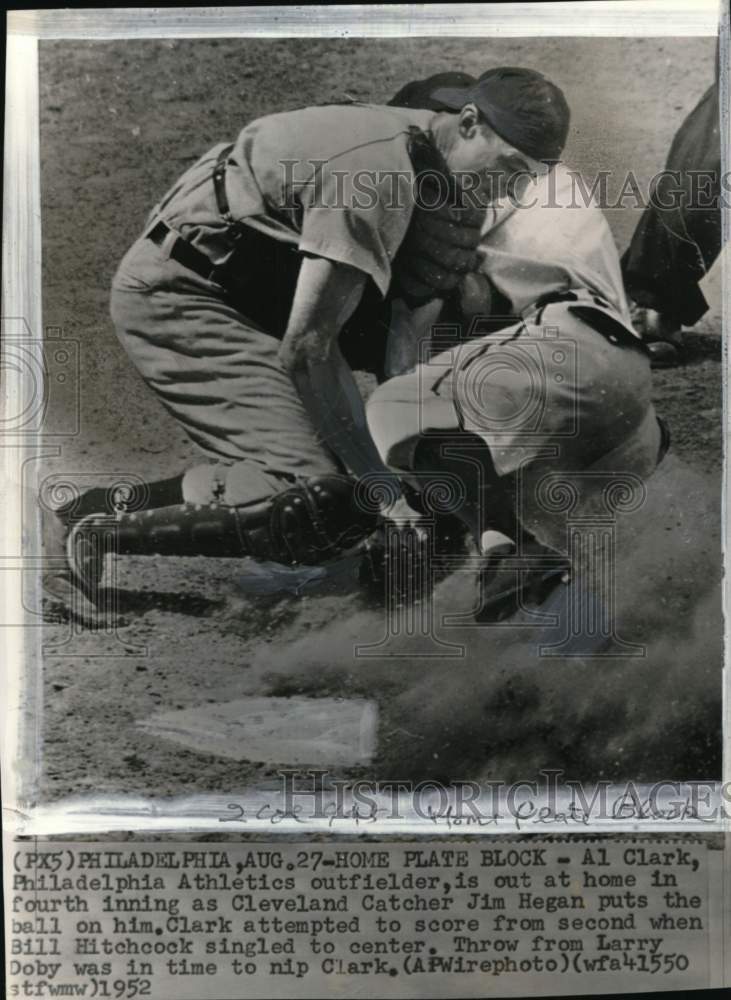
[{"x1": 36, "y1": 36, "x2": 722, "y2": 803}]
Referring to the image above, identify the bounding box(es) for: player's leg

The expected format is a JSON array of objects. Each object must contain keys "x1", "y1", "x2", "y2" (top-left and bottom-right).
[
  {"x1": 367, "y1": 305, "x2": 663, "y2": 619},
  {"x1": 366, "y1": 331, "x2": 570, "y2": 620},
  {"x1": 41, "y1": 262, "x2": 369, "y2": 624},
  {"x1": 454, "y1": 304, "x2": 666, "y2": 616},
  {"x1": 621, "y1": 81, "x2": 721, "y2": 367},
  {"x1": 107, "y1": 279, "x2": 378, "y2": 558}
]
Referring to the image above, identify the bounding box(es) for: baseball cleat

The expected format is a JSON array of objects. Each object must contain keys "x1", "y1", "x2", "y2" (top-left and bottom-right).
[
  {"x1": 629, "y1": 303, "x2": 684, "y2": 368},
  {"x1": 41, "y1": 570, "x2": 115, "y2": 630},
  {"x1": 41, "y1": 505, "x2": 114, "y2": 629},
  {"x1": 475, "y1": 536, "x2": 570, "y2": 624},
  {"x1": 646, "y1": 340, "x2": 681, "y2": 368}
]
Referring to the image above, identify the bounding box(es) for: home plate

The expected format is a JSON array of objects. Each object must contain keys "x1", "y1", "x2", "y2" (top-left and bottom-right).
[{"x1": 136, "y1": 697, "x2": 378, "y2": 765}]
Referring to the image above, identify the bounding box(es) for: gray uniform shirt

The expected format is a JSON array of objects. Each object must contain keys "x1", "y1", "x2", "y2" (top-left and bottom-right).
[{"x1": 150, "y1": 103, "x2": 435, "y2": 296}]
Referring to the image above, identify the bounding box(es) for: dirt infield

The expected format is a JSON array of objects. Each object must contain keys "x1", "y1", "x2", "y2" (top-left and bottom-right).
[{"x1": 37, "y1": 36, "x2": 722, "y2": 801}]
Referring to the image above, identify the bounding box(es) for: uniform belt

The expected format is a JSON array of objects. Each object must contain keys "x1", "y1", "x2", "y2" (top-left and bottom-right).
[
  {"x1": 147, "y1": 142, "x2": 244, "y2": 275},
  {"x1": 529, "y1": 289, "x2": 647, "y2": 352},
  {"x1": 147, "y1": 219, "x2": 222, "y2": 283},
  {"x1": 146, "y1": 215, "x2": 304, "y2": 340}
]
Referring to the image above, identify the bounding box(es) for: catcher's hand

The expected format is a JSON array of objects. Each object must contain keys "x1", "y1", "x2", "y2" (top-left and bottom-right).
[{"x1": 391, "y1": 128, "x2": 485, "y2": 308}]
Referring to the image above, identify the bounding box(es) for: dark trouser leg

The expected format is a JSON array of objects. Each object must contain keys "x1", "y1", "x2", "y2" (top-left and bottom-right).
[
  {"x1": 621, "y1": 81, "x2": 721, "y2": 327},
  {"x1": 621, "y1": 202, "x2": 721, "y2": 328}
]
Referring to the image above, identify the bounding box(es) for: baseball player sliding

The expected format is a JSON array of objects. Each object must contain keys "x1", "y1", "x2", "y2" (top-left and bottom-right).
[
  {"x1": 364, "y1": 71, "x2": 667, "y2": 619},
  {"x1": 43, "y1": 66, "x2": 656, "y2": 626}
]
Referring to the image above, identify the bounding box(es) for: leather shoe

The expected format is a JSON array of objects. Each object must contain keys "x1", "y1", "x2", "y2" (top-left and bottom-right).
[
  {"x1": 41, "y1": 503, "x2": 115, "y2": 628},
  {"x1": 646, "y1": 340, "x2": 680, "y2": 368}
]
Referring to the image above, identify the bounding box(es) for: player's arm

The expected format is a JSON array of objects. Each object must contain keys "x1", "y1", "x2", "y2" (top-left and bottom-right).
[
  {"x1": 384, "y1": 298, "x2": 444, "y2": 378},
  {"x1": 279, "y1": 256, "x2": 424, "y2": 526},
  {"x1": 383, "y1": 270, "x2": 496, "y2": 378}
]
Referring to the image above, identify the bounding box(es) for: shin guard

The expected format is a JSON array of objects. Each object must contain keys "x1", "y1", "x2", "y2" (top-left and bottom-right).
[{"x1": 68, "y1": 474, "x2": 378, "y2": 567}]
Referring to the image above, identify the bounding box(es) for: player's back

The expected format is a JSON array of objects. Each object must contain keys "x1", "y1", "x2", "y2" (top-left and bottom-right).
[{"x1": 480, "y1": 162, "x2": 629, "y2": 319}]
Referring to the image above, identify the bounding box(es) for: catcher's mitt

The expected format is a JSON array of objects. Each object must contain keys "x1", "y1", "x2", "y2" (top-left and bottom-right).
[{"x1": 391, "y1": 128, "x2": 485, "y2": 307}]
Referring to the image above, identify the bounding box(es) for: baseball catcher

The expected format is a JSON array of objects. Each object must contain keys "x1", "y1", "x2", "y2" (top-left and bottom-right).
[{"x1": 41, "y1": 66, "x2": 570, "y2": 625}]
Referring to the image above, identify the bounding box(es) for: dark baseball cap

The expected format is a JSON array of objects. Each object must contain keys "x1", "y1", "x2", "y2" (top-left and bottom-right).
[
  {"x1": 432, "y1": 66, "x2": 570, "y2": 163},
  {"x1": 388, "y1": 71, "x2": 477, "y2": 112}
]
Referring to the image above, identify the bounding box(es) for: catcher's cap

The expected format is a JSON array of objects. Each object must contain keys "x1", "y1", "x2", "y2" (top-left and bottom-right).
[
  {"x1": 388, "y1": 71, "x2": 477, "y2": 111},
  {"x1": 432, "y1": 66, "x2": 570, "y2": 163}
]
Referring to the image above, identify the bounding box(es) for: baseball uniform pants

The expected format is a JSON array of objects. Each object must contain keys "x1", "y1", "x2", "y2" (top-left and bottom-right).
[
  {"x1": 110, "y1": 235, "x2": 340, "y2": 506},
  {"x1": 366, "y1": 300, "x2": 662, "y2": 530}
]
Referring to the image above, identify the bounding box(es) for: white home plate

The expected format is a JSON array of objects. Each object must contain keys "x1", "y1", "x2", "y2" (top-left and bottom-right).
[{"x1": 137, "y1": 697, "x2": 378, "y2": 765}]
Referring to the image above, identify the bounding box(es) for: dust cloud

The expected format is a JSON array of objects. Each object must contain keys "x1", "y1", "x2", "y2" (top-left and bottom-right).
[{"x1": 253, "y1": 453, "x2": 722, "y2": 783}]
